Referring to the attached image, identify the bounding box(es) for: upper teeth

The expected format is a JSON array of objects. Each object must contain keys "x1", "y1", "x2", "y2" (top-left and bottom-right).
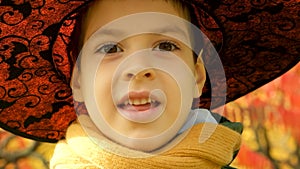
[{"x1": 125, "y1": 98, "x2": 154, "y2": 105}]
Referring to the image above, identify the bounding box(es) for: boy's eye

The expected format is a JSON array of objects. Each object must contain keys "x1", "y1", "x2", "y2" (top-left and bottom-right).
[
  {"x1": 153, "y1": 41, "x2": 180, "y2": 52},
  {"x1": 97, "y1": 43, "x2": 123, "y2": 54}
]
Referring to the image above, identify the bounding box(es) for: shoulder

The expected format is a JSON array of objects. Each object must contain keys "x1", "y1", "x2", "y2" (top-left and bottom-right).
[
  {"x1": 210, "y1": 112, "x2": 243, "y2": 169},
  {"x1": 210, "y1": 112, "x2": 243, "y2": 134}
]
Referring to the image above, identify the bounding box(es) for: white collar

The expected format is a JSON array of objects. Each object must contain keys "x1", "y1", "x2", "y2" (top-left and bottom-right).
[{"x1": 178, "y1": 108, "x2": 217, "y2": 134}]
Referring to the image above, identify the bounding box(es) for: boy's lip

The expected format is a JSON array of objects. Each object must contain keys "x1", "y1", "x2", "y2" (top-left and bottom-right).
[
  {"x1": 117, "y1": 91, "x2": 158, "y2": 105},
  {"x1": 116, "y1": 91, "x2": 164, "y2": 123}
]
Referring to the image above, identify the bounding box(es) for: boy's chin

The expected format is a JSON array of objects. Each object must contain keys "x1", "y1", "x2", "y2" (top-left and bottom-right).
[
  {"x1": 109, "y1": 128, "x2": 181, "y2": 153},
  {"x1": 117, "y1": 136, "x2": 168, "y2": 152}
]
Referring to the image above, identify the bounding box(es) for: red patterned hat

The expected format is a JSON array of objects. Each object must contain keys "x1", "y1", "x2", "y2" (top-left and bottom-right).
[{"x1": 0, "y1": 0, "x2": 299, "y2": 142}]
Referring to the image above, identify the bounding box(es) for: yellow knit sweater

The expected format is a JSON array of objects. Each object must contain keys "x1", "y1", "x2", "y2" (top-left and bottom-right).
[{"x1": 50, "y1": 115, "x2": 241, "y2": 169}]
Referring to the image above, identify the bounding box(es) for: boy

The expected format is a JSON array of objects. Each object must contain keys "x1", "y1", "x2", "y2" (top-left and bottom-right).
[{"x1": 50, "y1": 0, "x2": 242, "y2": 168}]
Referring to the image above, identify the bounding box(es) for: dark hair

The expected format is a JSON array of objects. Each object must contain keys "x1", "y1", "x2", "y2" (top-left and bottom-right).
[{"x1": 68, "y1": 3, "x2": 91, "y2": 65}]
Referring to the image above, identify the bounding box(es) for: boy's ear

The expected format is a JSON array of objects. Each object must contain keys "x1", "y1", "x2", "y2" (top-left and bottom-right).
[
  {"x1": 194, "y1": 53, "x2": 206, "y2": 98},
  {"x1": 71, "y1": 66, "x2": 84, "y2": 102}
]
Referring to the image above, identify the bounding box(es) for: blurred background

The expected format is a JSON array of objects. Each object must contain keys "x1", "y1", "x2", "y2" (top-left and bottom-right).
[{"x1": 1, "y1": 63, "x2": 299, "y2": 169}]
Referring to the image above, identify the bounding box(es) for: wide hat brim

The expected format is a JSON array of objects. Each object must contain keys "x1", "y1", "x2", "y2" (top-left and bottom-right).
[{"x1": 0, "y1": 0, "x2": 299, "y2": 142}]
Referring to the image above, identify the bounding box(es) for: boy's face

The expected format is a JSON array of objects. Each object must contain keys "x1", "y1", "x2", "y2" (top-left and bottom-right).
[{"x1": 74, "y1": 0, "x2": 206, "y2": 151}]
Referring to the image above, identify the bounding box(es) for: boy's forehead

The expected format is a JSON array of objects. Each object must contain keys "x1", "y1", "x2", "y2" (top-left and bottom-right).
[
  {"x1": 83, "y1": 0, "x2": 190, "y2": 42},
  {"x1": 86, "y1": 12, "x2": 192, "y2": 47}
]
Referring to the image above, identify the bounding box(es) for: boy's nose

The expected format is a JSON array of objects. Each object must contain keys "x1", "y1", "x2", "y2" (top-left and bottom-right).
[{"x1": 122, "y1": 68, "x2": 156, "y2": 81}]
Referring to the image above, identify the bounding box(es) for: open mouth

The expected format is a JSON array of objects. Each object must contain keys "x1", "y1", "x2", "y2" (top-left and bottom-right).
[
  {"x1": 116, "y1": 91, "x2": 164, "y2": 123},
  {"x1": 117, "y1": 98, "x2": 160, "y2": 112}
]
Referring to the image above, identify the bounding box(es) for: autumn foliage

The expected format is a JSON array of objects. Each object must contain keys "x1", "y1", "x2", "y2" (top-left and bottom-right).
[{"x1": 224, "y1": 63, "x2": 300, "y2": 169}]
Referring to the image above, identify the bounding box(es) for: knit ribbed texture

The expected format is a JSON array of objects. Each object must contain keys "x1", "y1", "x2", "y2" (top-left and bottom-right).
[{"x1": 50, "y1": 119, "x2": 241, "y2": 169}]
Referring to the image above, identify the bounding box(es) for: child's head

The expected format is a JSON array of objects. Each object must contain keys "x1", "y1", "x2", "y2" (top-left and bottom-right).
[{"x1": 72, "y1": 0, "x2": 206, "y2": 151}]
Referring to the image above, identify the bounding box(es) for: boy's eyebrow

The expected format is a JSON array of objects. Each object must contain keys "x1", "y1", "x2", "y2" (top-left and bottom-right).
[
  {"x1": 92, "y1": 24, "x2": 190, "y2": 42},
  {"x1": 155, "y1": 25, "x2": 190, "y2": 39}
]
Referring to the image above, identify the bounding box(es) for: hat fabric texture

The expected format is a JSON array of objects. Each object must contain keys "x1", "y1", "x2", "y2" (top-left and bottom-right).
[{"x1": 0, "y1": 0, "x2": 299, "y2": 142}]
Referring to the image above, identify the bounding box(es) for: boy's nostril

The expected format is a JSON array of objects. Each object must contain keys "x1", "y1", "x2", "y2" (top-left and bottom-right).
[
  {"x1": 144, "y1": 72, "x2": 151, "y2": 78},
  {"x1": 123, "y1": 69, "x2": 156, "y2": 81},
  {"x1": 127, "y1": 73, "x2": 134, "y2": 79}
]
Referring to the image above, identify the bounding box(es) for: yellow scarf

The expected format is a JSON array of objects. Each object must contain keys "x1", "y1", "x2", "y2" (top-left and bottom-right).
[{"x1": 50, "y1": 115, "x2": 241, "y2": 169}]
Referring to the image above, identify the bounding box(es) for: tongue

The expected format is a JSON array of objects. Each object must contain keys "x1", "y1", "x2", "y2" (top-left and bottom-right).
[{"x1": 123, "y1": 103, "x2": 152, "y2": 112}]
